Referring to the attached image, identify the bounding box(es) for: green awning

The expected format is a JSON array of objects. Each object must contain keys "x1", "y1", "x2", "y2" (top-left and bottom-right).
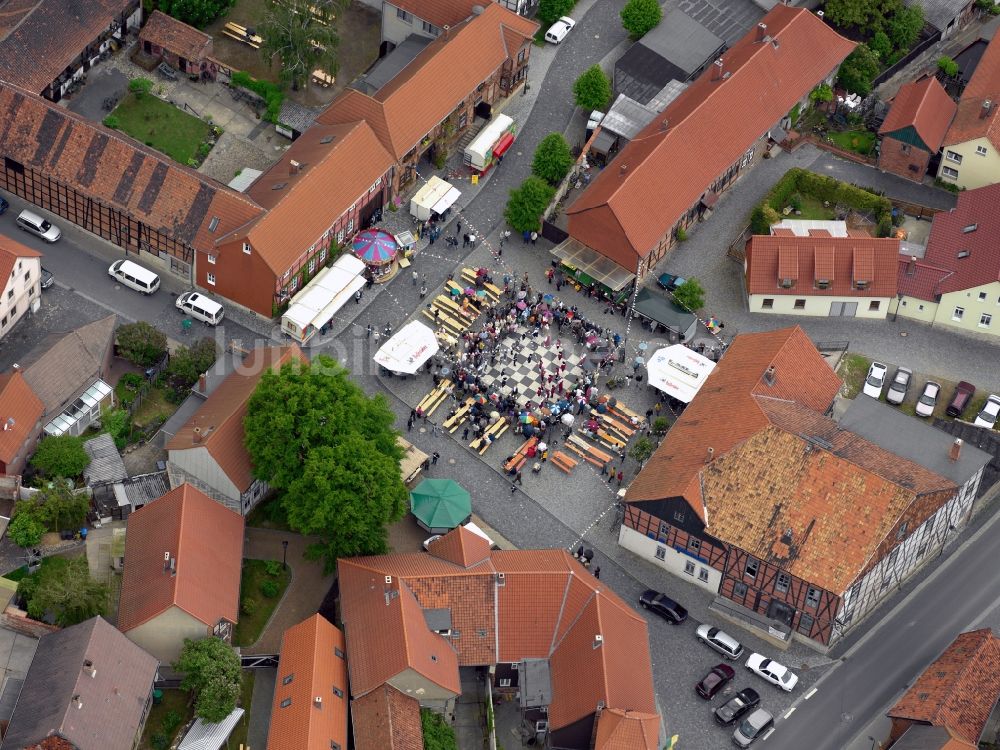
[
  {"x1": 410, "y1": 479, "x2": 472, "y2": 532},
  {"x1": 632, "y1": 287, "x2": 697, "y2": 339}
]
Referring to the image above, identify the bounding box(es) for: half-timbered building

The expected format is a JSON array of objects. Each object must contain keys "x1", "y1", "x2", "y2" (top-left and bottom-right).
[{"x1": 621, "y1": 327, "x2": 980, "y2": 648}]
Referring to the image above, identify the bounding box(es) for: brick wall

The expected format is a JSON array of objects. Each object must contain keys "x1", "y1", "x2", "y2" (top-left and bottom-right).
[{"x1": 878, "y1": 136, "x2": 931, "y2": 182}]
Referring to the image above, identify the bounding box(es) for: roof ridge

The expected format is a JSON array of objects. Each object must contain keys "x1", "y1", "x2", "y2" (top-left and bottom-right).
[{"x1": 548, "y1": 571, "x2": 599, "y2": 655}]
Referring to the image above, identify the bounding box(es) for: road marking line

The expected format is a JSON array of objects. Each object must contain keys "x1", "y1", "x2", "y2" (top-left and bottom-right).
[
  {"x1": 762, "y1": 727, "x2": 775, "y2": 741},
  {"x1": 783, "y1": 707, "x2": 796, "y2": 719},
  {"x1": 803, "y1": 687, "x2": 818, "y2": 701}
]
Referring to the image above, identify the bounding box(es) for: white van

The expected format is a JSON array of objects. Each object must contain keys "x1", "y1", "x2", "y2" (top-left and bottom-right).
[
  {"x1": 16, "y1": 209, "x2": 61, "y2": 243},
  {"x1": 176, "y1": 291, "x2": 224, "y2": 325},
  {"x1": 108, "y1": 259, "x2": 160, "y2": 295}
]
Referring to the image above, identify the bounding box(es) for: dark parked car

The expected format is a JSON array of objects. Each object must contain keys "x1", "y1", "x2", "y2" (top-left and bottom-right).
[
  {"x1": 40, "y1": 267, "x2": 54, "y2": 289},
  {"x1": 657, "y1": 272, "x2": 686, "y2": 291},
  {"x1": 0, "y1": 196, "x2": 8, "y2": 215},
  {"x1": 946, "y1": 381, "x2": 976, "y2": 418},
  {"x1": 714, "y1": 687, "x2": 760, "y2": 726},
  {"x1": 696, "y1": 663, "x2": 735, "y2": 699},
  {"x1": 639, "y1": 589, "x2": 687, "y2": 624}
]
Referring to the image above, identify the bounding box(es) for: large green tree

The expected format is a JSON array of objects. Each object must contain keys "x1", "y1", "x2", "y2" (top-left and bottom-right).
[
  {"x1": 260, "y1": 0, "x2": 346, "y2": 90},
  {"x1": 17, "y1": 556, "x2": 108, "y2": 626},
  {"x1": 156, "y1": 0, "x2": 233, "y2": 28},
  {"x1": 538, "y1": 0, "x2": 575, "y2": 26},
  {"x1": 244, "y1": 356, "x2": 407, "y2": 570},
  {"x1": 531, "y1": 133, "x2": 574, "y2": 186},
  {"x1": 620, "y1": 0, "x2": 663, "y2": 40},
  {"x1": 504, "y1": 177, "x2": 555, "y2": 233},
  {"x1": 887, "y1": 5, "x2": 923, "y2": 53},
  {"x1": 163, "y1": 337, "x2": 218, "y2": 402},
  {"x1": 7, "y1": 513, "x2": 45, "y2": 549},
  {"x1": 175, "y1": 638, "x2": 242, "y2": 723},
  {"x1": 672, "y1": 278, "x2": 706, "y2": 311},
  {"x1": 837, "y1": 44, "x2": 881, "y2": 95},
  {"x1": 30, "y1": 435, "x2": 89, "y2": 478},
  {"x1": 116, "y1": 321, "x2": 167, "y2": 367},
  {"x1": 573, "y1": 65, "x2": 612, "y2": 111},
  {"x1": 18, "y1": 483, "x2": 90, "y2": 534},
  {"x1": 822, "y1": 0, "x2": 875, "y2": 28}
]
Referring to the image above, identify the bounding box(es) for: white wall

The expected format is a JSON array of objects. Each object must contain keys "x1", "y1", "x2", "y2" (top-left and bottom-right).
[
  {"x1": 618, "y1": 525, "x2": 721, "y2": 592},
  {"x1": 126, "y1": 606, "x2": 209, "y2": 665},
  {"x1": 0, "y1": 255, "x2": 41, "y2": 340},
  {"x1": 748, "y1": 293, "x2": 889, "y2": 318},
  {"x1": 167, "y1": 448, "x2": 241, "y2": 511}
]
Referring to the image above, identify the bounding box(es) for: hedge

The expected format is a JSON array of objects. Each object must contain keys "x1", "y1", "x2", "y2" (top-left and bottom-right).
[
  {"x1": 750, "y1": 168, "x2": 893, "y2": 236},
  {"x1": 230, "y1": 71, "x2": 284, "y2": 124}
]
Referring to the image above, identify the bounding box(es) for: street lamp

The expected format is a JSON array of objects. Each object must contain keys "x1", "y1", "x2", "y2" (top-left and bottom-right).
[
  {"x1": 282, "y1": 540, "x2": 289, "y2": 571},
  {"x1": 893, "y1": 292, "x2": 903, "y2": 322}
]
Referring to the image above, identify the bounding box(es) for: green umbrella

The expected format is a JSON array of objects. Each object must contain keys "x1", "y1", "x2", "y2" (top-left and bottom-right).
[{"x1": 410, "y1": 478, "x2": 472, "y2": 532}]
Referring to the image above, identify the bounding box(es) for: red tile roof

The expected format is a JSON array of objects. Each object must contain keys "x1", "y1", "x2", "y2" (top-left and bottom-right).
[
  {"x1": 745, "y1": 235, "x2": 899, "y2": 297},
  {"x1": 0, "y1": 371, "x2": 44, "y2": 467},
  {"x1": 390, "y1": 0, "x2": 481, "y2": 28},
  {"x1": 138, "y1": 10, "x2": 213, "y2": 63},
  {"x1": 426, "y1": 524, "x2": 492, "y2": 567},
  {"x1": 0, "y1": 235, "x2": 41, "y2": 292},
  {"x1": 879, "y1": 77, "x2": 956, "y2": 153},
  {"x1": 243, "y1": 122, "x2": 395, "y2": 274},
  {"x1": 318, "y1": 4, "x2": 536, "y2": 160},
  {"x1": 566, "y1": 7, "x2": 855, "y2": 269},
  {"x1": 267, "y1": 615, "x2": 348, "y2": 750},
  {"x1": 351, "y1": 684, "x2": 423, "y2": 750},
  {"x1": 593, "y1": 709, "x2": 661, "y2": 750},
  {"x1": 626, "y1": 327, "x2": 841, "y2": 508},
  {"x1": 167, "y1": 346, "x2": 307, "y2": 491},
  {"x1": 118, "y1": 484, "x2": 244, "y2": 632},
  {"x1": 944, "y1": 33, "x2": 1000, "y2": 150},
  {"x1": 0, "y1": 0, "x2": 133, "y2": 94},
  {"x1": 889, "y1": 629, "x2": 1000, "y2": 744},
  {"x1": 895, "y1": 256, "x2": 954, "y2": 301},
  {"x1": 912, "y1": 183, "x2": 1000, "y2": 297},
  {"x1": 338, "y1": 539, "x2": 657, "y2": 735}
]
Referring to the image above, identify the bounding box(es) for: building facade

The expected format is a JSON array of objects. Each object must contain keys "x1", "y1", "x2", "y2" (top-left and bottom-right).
[
  {"x1": 0, "y1": 237, "x2": 42, "y2": 340},
  {"x1": 877, "y1": 77, "x2": 956, "y2": 182}
]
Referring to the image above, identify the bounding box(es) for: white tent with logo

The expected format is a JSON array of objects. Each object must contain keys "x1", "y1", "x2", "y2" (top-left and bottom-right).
[
  {"x1": 374, "y1": 321, "x2": 439, "y2": 374},
  {"x1": 646, "y1": 344, "x2": 716, "y2": 403}
]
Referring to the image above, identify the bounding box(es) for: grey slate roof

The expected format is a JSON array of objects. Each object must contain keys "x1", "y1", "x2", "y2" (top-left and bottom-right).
[
  {"x1": 836, "y1": 397, "x2": 992, "y2": 489},
  {"x1": 890, "y1": 724, "x2": 958, "y2": 749},
  {"x1": 602, "y1": 94, "x2": 660, "y2": 141},
  {"x1": 116, "y1": 471, "x2": 171, "y2": 510},
  {"x1": 83, "y1": 433, "x2": 128, "y2": 486},
  {"x1": 905, "y1": 0, "x2": 974, "y2": 33},
  {"x1": 351, "y1": 34, "x2": 434, "y2": 96},
  {"x1": 2, "y1": 616, "x2": 158, "y2": 750},
  {"x1": 278, "y1": 99, "x2": 318, "y2": 134}
]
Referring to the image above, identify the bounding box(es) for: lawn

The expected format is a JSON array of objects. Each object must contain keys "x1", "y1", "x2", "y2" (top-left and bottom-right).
[
  {"x1": 233, "y1": 559, "x2": 291, "y2": 648},
  {"x1": 139, "y1": 689, "x2": 192, "y2": 750},
  {"x1": 132, "y1": 386, "x2": 179, "y2": 429},
  {"x1": 793, "y1": 195, "x2": 837, "y2": 221},
  {"x1": 3, "y1": 566, "x2": 29, "y2": 583},
  {"x1": 228, "y1": 671, "x2": 256, "y2": 750},
  {"x1": 837, "y1": 353, "x2": 871, "y2": 399},
  {"x1": 111, "y1": 93, "x2": 212, "y2": 164},
  {"x1": 827, "y1": 129, "x2": 877, "y2": 157}
]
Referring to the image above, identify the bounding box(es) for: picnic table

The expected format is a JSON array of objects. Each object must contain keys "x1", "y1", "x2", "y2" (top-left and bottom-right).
[
  {"x1": 311, "y1": 69, "x2": 335, "y2": 87},
  {"x1": 471, "y1": 418, "x2": 508, "y2": 454},
  {"x1": 222, "y1": 22, "x2": 263, "y2": 48},
  {"x1": 504, "y1": 436, "x2": 539, "y2": 473}
]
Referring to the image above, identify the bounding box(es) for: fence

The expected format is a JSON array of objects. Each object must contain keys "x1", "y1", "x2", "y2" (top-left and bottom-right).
[{"x1": 872, "y1": 30, "x2": 942, "y2": 88}]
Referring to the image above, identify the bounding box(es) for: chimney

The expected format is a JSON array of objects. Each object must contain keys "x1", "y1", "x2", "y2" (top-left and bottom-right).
[
  {"x1": 442, "y1": 24, "x2": 450, "y2": 38},
  {"x1": 763, "y1": 364, "x2": 776, "y2": 386},
  {"x1": 314, "y1": 696, "x2": 323, "y2": 708},
  {"x1": 73, "y1": 695, "x2": 83, "y2": 710},
  {"x1": 981, "y1": 100, "x2": 993, "y2": 119},
  {"x1": 660, "y1": 119, "x2": 669, "y2": 131},
  {"x1": 11, "y1": 363, "x2": 19, "y2": 371},
  {"x1": 619, "y1": 163, "x2": 628, "y2": 176},
  {"x1": 198, "y1": 373, "x2": 207, "y2": 393},
  {"x1": 192, "y1": 426, "x2": 202, "y2": 444},
  {"x1": 949, "y1": 438, "x2": 962, "y2": 462},
  {"x1": 88, "y1": 667, "x2": 97, "y2": 679},
  {"x1": 907, "y1": 255, "x2": 917, "y2": 276},
  {"x1": 3, "y1": 417, "x2": 13, "y2": 431},
  {"x1": 592, "y1": 634, "x2": 603, "y2": 649},
  {"x1": 289, "y1": 159, "x2": 301, "y2": 174},
  {"x1": 756, "y1": 22, "x2": 767, "y2": 42},
  {"x1": 164, "y1": 551, "x2": 171, "y2": 572},
  {"x1": 705, "y1": 447, "x2": 715, "y2": 463},
  {"x1": 711, "y1": 58, "x2": 724, "y2": 81}
]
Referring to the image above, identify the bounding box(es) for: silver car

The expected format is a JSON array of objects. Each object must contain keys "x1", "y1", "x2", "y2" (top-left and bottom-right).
[
  {"x1": 696, "y1": 624, "x2": 745, "y2": 660},
  {"x1": 885, "y1": 367, "x2": 912, "y2": 405},
  {"x1": 915, "y1": 381, "x2": 941, "y2": 417},
  {"x1": 733, "y1": 708, "x2": 774, "y2": 747}
]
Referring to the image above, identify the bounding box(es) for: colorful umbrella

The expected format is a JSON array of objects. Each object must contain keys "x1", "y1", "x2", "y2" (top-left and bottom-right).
[
  {"x1": 517, "y1": 300, "x2": 527, "y2": 310},
  {"x1": 352, "y1": 229, "x2": 398, "y2": 264},
  {"x1": 410, "y1": 479, "x2": 472, "y2": 532}
]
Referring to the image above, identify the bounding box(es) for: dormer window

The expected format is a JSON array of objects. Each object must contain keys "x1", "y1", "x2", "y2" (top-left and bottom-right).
[
  {"x1": 957, "y1": 250, "x2": 971, "y2": 259},
  {"x1": 855, "y1": 280, "x2": 869, "y2": 290},
  {"x1": 243, "y1": 242, "x2": 252, "y2": 255},
  {"x1": 962, "y1": 224, "x2": 977, "y2": 233},
  {"x1": 815, "y1": 279, "x2": 830, "y2": 289}
]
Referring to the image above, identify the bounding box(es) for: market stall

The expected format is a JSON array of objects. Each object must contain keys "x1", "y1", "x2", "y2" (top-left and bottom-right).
[
  {"x1": 632, "y1": 287, "x2": 698, "y2": 341},
  {"x1": 464, "y1": 113, "x2": 515, "y2": 173},
  {"x1": 352, "y1": 229, "x2": 399, "y2": 283},
  {"x1": 550, "y1": 237, "x2": 636, "y2": 302},
  {"x1": 280, "y1": 254, "x2": 367, "y2": 344},
  {"x1": 410, "y1": 176, "x2": 461, "y2": 221},
  {"x1": 645, "y1": 344, "x2": 716, "y2": 403},
  {"x1": 373, "y1": 320, "x2": 439, "y2": 374}
]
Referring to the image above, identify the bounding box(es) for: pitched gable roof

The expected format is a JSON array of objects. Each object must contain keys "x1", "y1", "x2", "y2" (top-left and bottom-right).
[
  {"x1": 889, "y1": 629, "x2": 1000, "y2": 744},
  {"x1": 2, "y1": 616, "x2": 158, "y2": 750},
  {"x1": 593, "y1": 709, "x2": 661, "y2": 750},
  {"x1": 0, "y1": 82, "x2": 263, "y2": 255},
  {"x1": 391, "y1": 0, "x2": 480, "y2": 27},
  {"x1": 167, "y1": 346, "x2": 308, "y2": 491},
  {"x1": 879, "y1": 77, "x2": 957, "y2": 152},
  {"x1": 318, "y1": 4, "x2": 536, "y2": 160},
  {"x1": 746, "y1": 234, "x2": 899, "y2": 297},
  {"x1": 0, "y1": 371, "x2": 44, "y2": 466},
  {"x1": 138, "y1": 10, "x2": 213, "y2": 62},
  {"x1": 351, "y1": 684, "x2": 423, "y2": 750},
  {"x1": 118, "y1": 484, "x2": 244, "y2": 632},
  {"x1": 566, "y1": 6, "x2": 855, "y2": 269},
  {"x1": 626, "y1": 326, "x2": 841, "y2": 507},
  {"x1": 426, "y1": 525, "x2": 491, "y2": 567},
  {"x1": 267, "y1": 615, "x2": 348, "y2": 750},
  {"x1": 20, "y1": 314, "x2": 116, "y2": 414},
  {"x1": 917, "y1": 183, "x2": 1000, "y2": 295},
  {"x1": 243, "y1": 122, "x2": 394, "y2": 274},
  {"x1": 944, "y1": 32, "x2": 1000, "y2": 150},
  {"x1": 0, "y1": 235, "x2": 41, "y2": 288}
]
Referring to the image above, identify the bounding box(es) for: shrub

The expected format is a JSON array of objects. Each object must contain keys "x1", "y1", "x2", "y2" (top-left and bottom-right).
[
  {"x1": 103, "y1": 115, "x2": 120, "y2": 129},
  {"x1": 809, "y1": 84, "x2": 833, "y2": 104},
  {"x1": 789, "y1": 192, "x2": 803, "y2": 211},
  {"x1": 241, "y1": 597, "x2": 257, "y2": 615},
  {"x1": 531, "y1": 133, "x2": 574, "y2": 186},
  {"x1": 157, "y1": 0, "x2": 234, "y2": 28},
  {"x1": 675, "y1": 226, "x2": 688, "y2": 241},
  {"x1": 103, "y1": 409, "x2": 131, "y2": 450},
  {"x1": 261, "y1": 579, "x2": 280, "y2": 598},
  {"x1": 652, "y1": 417, "x2": 669, "y2": 435},
  {"x1": 264, "y1": 560, "x2": 283, "y2": 577},
  {"x1": 230, "y1": 71, "x2": 284, "y2": 123},
  {"x1": 116, "y1": 321, "x2": 167, "y2": 367},
  {"x1": 620, "y1": 0, "x2": 662, "y2": 40},
  {"x1": 128, "y1": 77, "x2": 153, "y2": 99},
  {"x1": 30, "y1": 435, "x2": 89, "y2": 478},
  {"x1": 573, "y1": 65, "x2": 612, "y2": 112},
  {"x1": 537, "y1": 0, "x2": 574, "y2": 26},
  {"x1": 837, "y1": 44, "x2": 880, "y2": 96},
  {"x1": 938, "y1": 56, "x2": 959, "y2": 77}
]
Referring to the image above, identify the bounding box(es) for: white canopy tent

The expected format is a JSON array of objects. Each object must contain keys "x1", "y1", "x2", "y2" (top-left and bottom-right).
[
  {"x1": 646, "y1": 344, "x2": 717, "y2": 403},
  {"x1": 281, "y1": 254, "x2": 367, "y2": 344},
  {"x1": 410, "y1": 176, "x2": 461, "y2": 221},
  {"x1": 178, "y1": 707, "x2": 244, "y2": 750},
  {"x1": 373, "y1": 320, "x2": 440, "y2": 374}
]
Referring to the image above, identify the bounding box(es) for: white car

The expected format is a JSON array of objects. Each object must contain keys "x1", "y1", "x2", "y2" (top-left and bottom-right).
[
  {"x1": 915, "y1": 381, "x2": 941, "y2": 417},
  {"x1": 862, "y1": 361, "x2": 888, "y2": 398},
  {"x1": 745, "y1": 653, "x2": 798, "y2": 692},
  {"x1": 544, "y1": 16, "x2": 575, "y2": 43},
  {"x1": 974, "y1": 394, "x2": 1000, "y2": 428}
]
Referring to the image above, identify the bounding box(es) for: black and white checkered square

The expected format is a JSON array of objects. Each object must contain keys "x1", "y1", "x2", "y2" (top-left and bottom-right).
[{"x1": 479, "y1": 326, "x2": 585, "y2": 407}]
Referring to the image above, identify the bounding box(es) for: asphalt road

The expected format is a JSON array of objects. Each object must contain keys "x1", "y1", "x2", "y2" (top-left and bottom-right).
[{"x1": 768, "y1": 505, "x2": 1000, "y2": 750}]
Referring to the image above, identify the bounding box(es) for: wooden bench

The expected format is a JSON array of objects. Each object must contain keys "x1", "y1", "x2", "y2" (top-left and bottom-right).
[
  {"x1": 417, "y1": 380, "x2": 451, "y2": 415},
  {"x1": 609, "y1": 402, "x2": 645, "y2": 429},
  {"x1": 222, "y1": 22, "x2": 262, "y2": 48},
  {"x1": 471, "y1": 418, "x2": 508, "y2": 454},
  {"x1": 444, "y1": 282, "x2": 487, "y2": 313},
  {"x1": 443, "y1": 398, "x2": 474, "y2": 432},
  {"x1": 459, "y1": 269, "x2": 500, "y2": 302},
  {"x1": 596, "y1": 429, "x2": 627, "y2": 451},
  {"x1": 567, "y1": 433, "x2": 614, "y2": 467},
  {"x1": 434, "y1": 328, "x2": 458, "y2": 348},
  {"x1": 421, "y1": 307, "x2": 465, "y2": 335},
  {"x1": 433, "y1": 295, "x2": 476, "y2": 322},
  {"x1": 311, "y1": 69, "x2": 335, "y2": 87},
  {"x1": 550, "y1": 450, "x2": 578, "y2": 474},
  {"x1": 596, "y1": 410, "x2": 636, "y2": 438},
  {"x1": 504, "y1": 436, "x2": 539, "y2": 473}
]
